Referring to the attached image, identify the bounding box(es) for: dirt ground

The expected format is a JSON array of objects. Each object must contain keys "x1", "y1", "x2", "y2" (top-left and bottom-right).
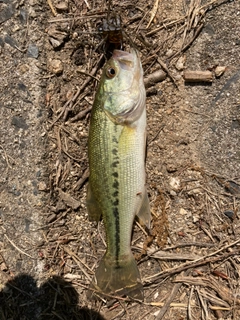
[{"x1": 0, "y1": 0, "x2": 240, "y2": 319}]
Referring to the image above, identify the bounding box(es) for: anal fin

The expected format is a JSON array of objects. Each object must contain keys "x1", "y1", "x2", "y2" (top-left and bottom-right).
[{"x1": 136, "y1": 188, "x2": 151, "y2": 229}]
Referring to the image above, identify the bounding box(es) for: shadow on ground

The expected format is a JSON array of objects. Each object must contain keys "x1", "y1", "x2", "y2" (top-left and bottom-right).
[{"x1": 0, "y1": 274, "x2": 105, "y2": 320}]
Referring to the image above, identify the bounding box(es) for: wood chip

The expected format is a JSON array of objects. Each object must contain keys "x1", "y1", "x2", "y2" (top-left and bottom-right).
[
  {"x1": 215, "y1": 66, "x2": 226, "y2": 77},
  {"x1": 57, "y1": 188, "x2": 81, "y2": 210}
]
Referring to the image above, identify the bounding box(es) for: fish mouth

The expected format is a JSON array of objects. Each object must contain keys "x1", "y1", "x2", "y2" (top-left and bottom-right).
[
  {"x1": 112, "y1": 49, "x2": 136, "y2": 70},
  {"x1": 112, "y1": 49, "x2": 134, "y2": 59}
]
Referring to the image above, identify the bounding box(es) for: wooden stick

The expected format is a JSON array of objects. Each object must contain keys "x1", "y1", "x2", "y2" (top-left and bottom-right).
[
  {"x1": 144, "y1": 69, "x2": 167, "y2": 88},
  {"x1": 184, "y1": 70, "x2": 213, "y2": 83},
  {"x1": 47, "y1": 0, "x2": 57, "y2": 16}
]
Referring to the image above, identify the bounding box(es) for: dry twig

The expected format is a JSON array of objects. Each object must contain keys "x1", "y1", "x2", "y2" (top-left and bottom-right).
[
  {"x1": 146, "y1": 0, "x2": 160, "y2": 29},
  {"x1": 50, "y1": 54, "x2": 103, "y2": 127},
  {"x1": 47, "y1": 0, "x2": 57, "y2": 16},
  {"x1": 174, "y1": 276, "x2": 240, "y2": 305},
  {"x1": 144, "y1": 238, "x2": 240, "y2": 283},
  {"x1": 4, "y1": 234, "x2": 33, "y2": 259},
  {"x1": 188, "y1": 286, "x2": 194, "y2": 320},
  {"x1": 73, "y1": 168, "x2": 90, "y2": 190},
  {"x1": 155, "y1": 272, "x2": 187, "y2": 320},
  {"x1": 144, "y1": 69, "x2": 166, "y2": 88},
  {"x1": 62, "y1": 246, "x2": 93, "y2": 281},
  {"x1": 184, "y1": 70, "x2": 213, "y2": 83},
  {"x1": 196, "y1": 286, "x2": 209, "y2": 320},
  {"x1": 200, "y1": 288, "x2": 230, "y2": 308}
]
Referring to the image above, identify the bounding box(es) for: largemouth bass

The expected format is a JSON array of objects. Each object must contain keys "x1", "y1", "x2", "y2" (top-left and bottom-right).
[{"x1": 87, "y1": 49, "x2": 150, "y2": 300}]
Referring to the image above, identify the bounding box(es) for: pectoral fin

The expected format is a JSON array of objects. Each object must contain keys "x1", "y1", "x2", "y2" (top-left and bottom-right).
[
  {"x1": 136, "y1": 188, "x2": 151, "y2": 229},
  {"x1": 86, "y1": 183, "x2": 102, "y2": 222}
]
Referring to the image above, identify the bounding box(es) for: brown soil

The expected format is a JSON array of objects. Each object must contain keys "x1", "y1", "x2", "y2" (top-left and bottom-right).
[{"x1": 0, "y1": 0, "x2": 240, "y2": 319}]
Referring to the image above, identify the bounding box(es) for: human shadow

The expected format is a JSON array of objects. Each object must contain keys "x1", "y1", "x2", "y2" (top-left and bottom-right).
[{"x1": 0, "y1": 274, "x2": 106, "y2": 320}]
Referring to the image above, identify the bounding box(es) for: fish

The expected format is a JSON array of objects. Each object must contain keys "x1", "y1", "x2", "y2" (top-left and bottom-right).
[{"x1": 87, "y1": 48, "x2": 150, "y2": 300}]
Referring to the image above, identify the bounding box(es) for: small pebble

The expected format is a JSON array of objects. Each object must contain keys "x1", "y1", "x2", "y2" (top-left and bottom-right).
[
  {"x1": 169, "y1": 177, "x2": 180, "y2": 191},
  {"x1": 166, "y1": 163, "x2": 177, "y2": 173},
  {"x1": 4, "y1": 34, "x2": 18, "y2": 48},
  {"x1": 0, "y1": 261, "x2": 8, "y2": 272},
  {"x1": 165, "y1": 49, "x2": 173, "y2": 58},
  {"x1": 192, "y1": 215, "x2": 199, "y2": 223},
  {"x1": 27, "y1": 43, "x2": 39, "y2": 58},
  {"x1": 175, "y1": 55, "x2": 186, "y2": 71},
  {"x1": 47, "y1": 26, "x2": 68, "y2": 43},
  {"x1": 49, "y1": 37, "x2": 61, "y2": 48},
  {"x1": 0, "y1": 37, "x2": 4, "y2": 47},
  {"x1": 215, "y1": 66, "x2": 226, "y2": 77},
  {"x1": 55, "y1": 1, "x2": 69, "y2": 12},
  {"x1": 0, "y1": 4, "x2": 15, "y2": 24},
  {"x1": 179, "y1": 208, "x2": 187, "y2": 215},
  {"x1": 223, "y1": 210, "x2": 234, "y2": 220},
  {"x1": 169, "y1": 190, "x2": 177, "y2": 196},
  {"x1": 19, "y1": 8, "x2": 28, "y2": 24},
  {"x1": 55, "y1": 200, "x2": 66, "y2": 213},
  {"x1": 18, "y1": 64, "x2": 29, "y2": 73},
  {"x1": 38, "y1": 181, "x2": 47, "y2": 191},
  {"x1": 49, "y1": 59, "x2": 63, "y2": 75}
]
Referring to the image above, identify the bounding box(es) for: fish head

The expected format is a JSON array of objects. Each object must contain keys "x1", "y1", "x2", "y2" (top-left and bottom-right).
[{"x1": 100, "y1": 49, "x2": 146, "y2": 124}]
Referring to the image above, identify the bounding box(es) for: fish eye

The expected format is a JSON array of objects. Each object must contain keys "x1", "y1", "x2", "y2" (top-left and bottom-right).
[{"x1": 106, "y1": 67, "x2": 116, "y2": 78}]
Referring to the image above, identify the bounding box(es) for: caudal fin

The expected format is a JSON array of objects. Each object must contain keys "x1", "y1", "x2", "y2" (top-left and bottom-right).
[{"x1": 89, "y1": 253, "x2": 143, "y2": 300}]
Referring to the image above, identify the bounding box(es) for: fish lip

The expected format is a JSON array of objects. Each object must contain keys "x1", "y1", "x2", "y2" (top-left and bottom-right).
[
  {"x1": 112, "y1": 49, "x2": 134, "y2": 60},
  {"x1": 112, "y1": 49, "x2": 136, "y2": 70}
]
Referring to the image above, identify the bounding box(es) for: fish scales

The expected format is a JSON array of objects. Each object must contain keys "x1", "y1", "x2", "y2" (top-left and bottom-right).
[
  {"x1": 89, "y1": 111, "x2": 145, "y2": 256},
  {"x1": 87, "y1": 49, "x2": 150, "y2": 300}
]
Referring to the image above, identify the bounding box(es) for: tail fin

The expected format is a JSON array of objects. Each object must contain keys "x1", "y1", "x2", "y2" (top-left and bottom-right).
[{"x1": 89, "y1": 253, "x2": 143, "y2": 300}]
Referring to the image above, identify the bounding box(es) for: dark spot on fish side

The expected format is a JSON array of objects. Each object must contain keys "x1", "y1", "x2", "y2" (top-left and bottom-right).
[
  {"x1": 112, "y1": 199, "x2": 119, "y2": 206},
  {"x1": 111, "y1": 161, "x2": 119, "y2": 168},
  {"x1": 112, "y1": 148, "x2": 118, "y2": 155},
  {"x1": 112, "y1": 190, "x2": 119, "y2": 197},
  {"x1": 112, "y1": 172, "x2": 118, "y2": 178},
  {"x1": 113, "y1": 206, "x2": 119, "y2": 217},
  {"x1": 112, "y1": 136, "x2": 118, "y2": 143},
  {"x1": 113, "y1": 180, "x2": 119, "y2": 189}
]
